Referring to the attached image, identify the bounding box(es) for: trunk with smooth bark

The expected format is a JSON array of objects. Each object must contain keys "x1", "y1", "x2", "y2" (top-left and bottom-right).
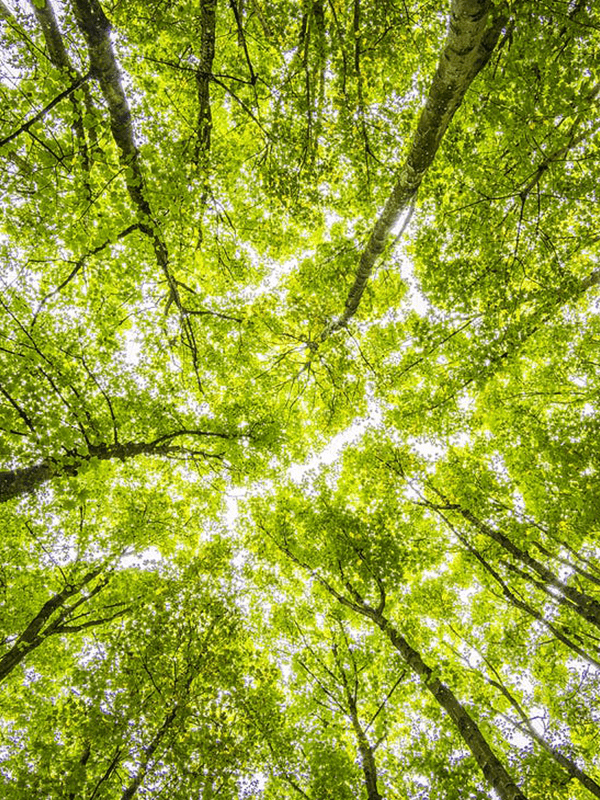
[
  {"x1": 307, "y1": 570, "x2": 527, "y2": 798},
  {"x1": 455, "y1": 504, "x2": 600, "y2": 631},
  {"x1": 325, "y1": 0, "x2": 507, "y2": 335},
  {"x1": 70, "y1": 0, "x2": 180, "y2": 301},
  {"x1": 278, "y1": 538, "x2": 527, "y2": 800},
  {"x1": 375, "y1": 614, "x2": 527, "y2": 800}
]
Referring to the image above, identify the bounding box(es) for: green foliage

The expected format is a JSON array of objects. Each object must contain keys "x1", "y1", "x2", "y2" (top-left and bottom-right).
[{"x1": 1, "y1": 0, "x2": 600, "y2": 798}]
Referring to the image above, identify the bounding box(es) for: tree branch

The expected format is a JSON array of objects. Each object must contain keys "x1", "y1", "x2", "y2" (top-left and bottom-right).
[
  {"x1": 0, "y1": 72, "x2": 91, "y2": 149},
  {"x1": 0, "y1": 567, "x2": 106, "y2": 682},
  {"x1": 0, "y1": 437, "x2": 227, "y2": 504}
]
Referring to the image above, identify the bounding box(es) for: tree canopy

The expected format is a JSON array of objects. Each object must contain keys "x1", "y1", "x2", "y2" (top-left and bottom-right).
[{"x1": 1, "y1": 0, "x2": 600, "y2": 797}]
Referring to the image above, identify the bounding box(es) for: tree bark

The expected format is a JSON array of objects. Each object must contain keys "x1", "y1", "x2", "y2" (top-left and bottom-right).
[
  {"x1": 0, "y1": 436, "x2": 224, "y2": 504},
  {"x1": 29, "y1": 0, "x2": 99, "y2": 156},
  {"x1": 0, "y1": 461, "x2": 55, "y2": 504},
  {"x1": 371, "y1": 614, "x2": 527, "y2": 800},
  {"x1": 281, "y1": 539, "x2": 528, "y2": 800},
  {"x1": 70, "y1": 0, "x2": 181, "y2": 304},
  {"x1": 0, "y1": 568, "x2": 103, "y2": 682},
  {"x1": 0, "y1": 442, "x2": 147, "y2": 504},
  {"x1": 455, "y1": 504, "x2": 600, "y2": 631},
  {"x1": 324, "y1": 0, "x2": 507, "y2": 335},
  {"x1": 349, "y1": 709, "x2": 382, "y2": 800},
  {"x1": 195, "y1": 0, "x2": 217, "y2": 160},
  {"x1": 29, "y1": 0, "x2": 71, "y2": 66},
  {"x1": 335, "y1": 641, "x2": 383, "y2": 800},
  {"x1": 71, "y1": 0, "x2": 212, "y2": 386}
]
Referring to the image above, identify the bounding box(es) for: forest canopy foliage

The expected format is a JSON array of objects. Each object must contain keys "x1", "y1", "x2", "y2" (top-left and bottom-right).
[{"x1": 1, "y1": 0, "x2": 600, "y2": 797}]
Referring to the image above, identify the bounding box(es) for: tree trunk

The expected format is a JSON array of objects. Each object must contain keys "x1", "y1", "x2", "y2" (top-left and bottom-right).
[
  {"x1": 195, "y1": 0, "x2": 217, "y2": 160},
  {"x1": 70, "y1": 0, "x2": 180, "y2": 302},
  {"x1": 0, "y1": 431, "x2": 228, "y2": 504},
  {"x1": 457, "y1": 505, "x2": 600, "y2": 631},
  {"x1": 325, "y1": 0, "x2": 507, "y2": 335},
  {"x1": 375, "y1": 615, "x2": 527, "y2": 800},
  {"x1": 279, "y1": 540, "x2": 527, "y2": 800},
  {"x1": 350, "y1": 713, "x2": 382, "y2": 800}
]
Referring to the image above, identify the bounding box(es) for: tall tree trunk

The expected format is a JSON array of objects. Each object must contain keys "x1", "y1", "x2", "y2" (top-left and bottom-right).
[
  {"x1": 70, "y1": 0, "x2": 188, "y2": 325},
  {"x1": 349, "y1": 710, "x2": 382, "y2": 800},
  {"x1": 324, "y1": 0, "x2": 508, "y2": 336},
  {"x1": 335, "y1": 640, "x2": 383, "y2": 800},
  {"x1": 372, "y1": 613, "x2": 527, "y2": 800},
  {"x1": 28, "y1": 0, "x2": 98, "y2": 165},
  {"x1": 282, "y1": 539, "x2": 528, "y2": 800},
  {"x1": 453, "y1": 503, "x2": 600, "y2": 630},
  {"x1": 196, "y1": 0, "x2": 217, "y2": 160}
]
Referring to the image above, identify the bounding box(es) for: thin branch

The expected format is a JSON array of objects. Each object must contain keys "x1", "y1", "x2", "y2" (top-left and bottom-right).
[
  {"x1": 0, "y1": 385, "x2": 35, "y2": 431},
  {"x1": 32, "y1": 223, "x2": 141, "y2": 324},
  {"x1": 89, "y1": 747, "x2": 123, "y2": 800},
  {"x1": 0, "y1": 73, "x2": 91, "y2": 149},
  {"x1": 364, "y1": 670, "x2": 406, "y2": 734},
  {"x1": 229, "y1": 0, "x2": 257, "y2": 86}
]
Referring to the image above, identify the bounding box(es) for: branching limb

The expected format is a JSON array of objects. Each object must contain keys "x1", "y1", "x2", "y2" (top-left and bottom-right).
[
  {"x1": 32, "y1": 222, "x2": 141, "y2": 324},
  {"x1": 267, "y1": 519, "x2": 529, "y2": 800},
  {"x1": 71, "y1": 0, "x2": 204, "y2": 383},
  {"x1": 229, "y1": 0, "x2": 257, "y2": 87},
  {"x1": 487, "y1": 681, "x2": 600, "y2": 797},
  {"x1": 0, "y1": 437, "x2": 228, "y2": 504},
  {"x1": 426, "y1": 504, "x2": 600, "y2": 669},
  {"x1": 28, "y1": 0, "x2": 99, "y2": 183},
  {"x1": 89, "y1": 747, "x2": 123, "y2": 800},
  {"x1": 519, "y1": 82, "x2": 600, "y2": 201},
  {"x1": 0, "y1": 567, "x2": 107, "y2": 682}
]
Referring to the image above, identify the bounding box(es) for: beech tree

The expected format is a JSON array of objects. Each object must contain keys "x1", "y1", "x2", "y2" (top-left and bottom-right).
[{"x1": 1, "y1": 0, "x2": 599, "y2": 797}]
